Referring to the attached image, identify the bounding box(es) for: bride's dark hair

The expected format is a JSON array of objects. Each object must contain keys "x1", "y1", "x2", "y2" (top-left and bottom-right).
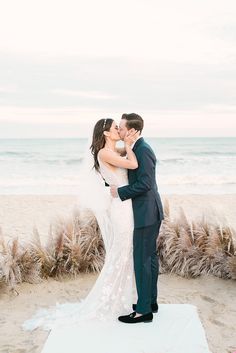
[{"x1": 90, "y1": 118, "x2": 114, "y2": 171}]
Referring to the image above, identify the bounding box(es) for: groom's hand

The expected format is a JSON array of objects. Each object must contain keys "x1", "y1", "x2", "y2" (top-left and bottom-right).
[
  {"x1": 124, "y1": 129, "x2": 140, "y2": 146},
  {"x1": 110, "y1": 185, "x2": 118, "y2": 198}
]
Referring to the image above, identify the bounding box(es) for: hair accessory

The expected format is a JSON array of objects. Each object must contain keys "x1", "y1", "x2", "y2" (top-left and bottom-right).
[{"x1": 103, "y1": 119, "x2": 107, "y2": 129}]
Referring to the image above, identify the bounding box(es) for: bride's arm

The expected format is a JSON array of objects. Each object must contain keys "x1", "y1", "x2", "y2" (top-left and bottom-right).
[{"x1": 98, "y1": 143, "x2": 138, "y2": 169}]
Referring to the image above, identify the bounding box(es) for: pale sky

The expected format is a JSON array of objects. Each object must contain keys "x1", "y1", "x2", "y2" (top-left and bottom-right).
[{"x1": 0, "y1": 0, "x2": 236, "y2": 137}]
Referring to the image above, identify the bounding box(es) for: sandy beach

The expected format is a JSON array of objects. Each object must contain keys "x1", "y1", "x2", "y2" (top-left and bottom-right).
[
  {"x1": 1, "y1": 194, "x2": 236, "y2": 243},
  {"x1": 0, "y1": 194, "x2": 236, "y2": 353}
]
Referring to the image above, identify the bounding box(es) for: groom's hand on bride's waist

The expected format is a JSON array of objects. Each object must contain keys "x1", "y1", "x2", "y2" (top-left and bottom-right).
[{"x1": 110, "y1": 185, "x2": 118, "y2": 198}]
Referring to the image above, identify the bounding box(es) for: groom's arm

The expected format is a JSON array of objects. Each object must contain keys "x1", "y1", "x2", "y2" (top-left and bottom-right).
[{"x1": 118, "y1": 146, "x2": 156, "y2": 201}]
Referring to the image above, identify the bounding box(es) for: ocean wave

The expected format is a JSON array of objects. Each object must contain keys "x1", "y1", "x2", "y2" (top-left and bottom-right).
[
  {"x1": 27, "y1": 158, "x2": 84, "y2": 165},
  {"x1": 190, "y1": 151, "x2": 236, "y2": 156},
  {"x1": 159, "y1": 158, "x2": 185, "y2": 164},
  {"x1": 1, "y1": 137, "x2": 236, "y2": 194},
  {"x1": 7, "y1": 157, "x2": 85, "y2": 165},
  {"x1": 159, "y1": 156, "x2": 236, "y2": 165},
  {"x1": 0, "y1": 151, "x2": 34, "y2": 157},
  {"x1": 158, "y1": 174, "x2": 236, "y2": 186},
  {"x1": 65, "y1": 158, "x2": 84, "y2": 165},
  {"x1": 1, "y1": 174, "x2": 236, "y2": 187}
]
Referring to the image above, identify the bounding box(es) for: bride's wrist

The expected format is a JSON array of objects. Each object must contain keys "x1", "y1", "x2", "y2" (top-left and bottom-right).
[{"x1": 125, "y1": 142, "x2": 132, "y2": 149}]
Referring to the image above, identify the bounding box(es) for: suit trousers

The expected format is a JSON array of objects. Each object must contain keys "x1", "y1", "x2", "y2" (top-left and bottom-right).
[{"x1": 133, "y1": 221, "x2": 162, "y2": 314}]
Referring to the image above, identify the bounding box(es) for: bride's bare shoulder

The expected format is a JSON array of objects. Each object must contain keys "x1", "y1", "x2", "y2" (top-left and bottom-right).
[
  {"x1": 98, "y1": 148, "x2": 107, "y2": 158},
  {"x1": 98, "y1": 148, "x2": 111, "y2": 162},
  {"x1": 98, "y1": 148, "x2": 117, "y2": 157},
  {"x1": 98, "y1": 148, "x2": 121, "y2": 165}
]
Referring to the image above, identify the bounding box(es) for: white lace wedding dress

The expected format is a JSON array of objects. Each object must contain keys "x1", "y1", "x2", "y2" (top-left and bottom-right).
[{"x1": 23, "y1": 160, "x2": 135, "y2": 333}]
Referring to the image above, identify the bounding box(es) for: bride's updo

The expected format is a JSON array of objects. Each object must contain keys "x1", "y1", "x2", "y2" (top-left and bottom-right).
[{"x1": 90, "y1": 118, "x2": 114, "y2": 171}]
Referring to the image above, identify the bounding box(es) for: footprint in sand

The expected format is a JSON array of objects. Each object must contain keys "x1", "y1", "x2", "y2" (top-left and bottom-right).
[
  {"x1": 200, "y1": 294, "x2": 227, "y2": 315},
  {"x1": 209, "y1": 318, "x2": 226, "y2": 327},
  {"x1": 200, "y1": 295, "x2": 218, "y2": 304},
  {"x1": 0, "y1": 345, "x2": 26, "y2": 353}
]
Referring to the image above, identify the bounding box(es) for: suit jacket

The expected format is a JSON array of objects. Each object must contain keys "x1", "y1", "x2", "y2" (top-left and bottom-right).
[{"x1": 118, "y1": 137, "x2": 164, "y2": 229}]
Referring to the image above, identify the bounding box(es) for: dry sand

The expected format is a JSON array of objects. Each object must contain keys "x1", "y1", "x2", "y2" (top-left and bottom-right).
[
  {"x1": 0, "y1": 274, "x2": 235, "y2": 353},
  {"x1": 0, "y1": 194, "x2": 236, "y2": 353},
  {"x1": 0, "y1": 194, "x2": 236, "y2": 243}
]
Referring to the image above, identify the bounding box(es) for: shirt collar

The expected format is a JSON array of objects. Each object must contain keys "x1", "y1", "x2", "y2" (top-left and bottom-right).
[{"x1": 131, "y1": 135, "x2": 142, "y2": 149}]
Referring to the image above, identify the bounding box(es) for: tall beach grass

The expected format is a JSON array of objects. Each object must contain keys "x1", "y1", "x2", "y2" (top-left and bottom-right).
[{"x1": 0, "y1": 203, "x2": 235, "y2": 292}]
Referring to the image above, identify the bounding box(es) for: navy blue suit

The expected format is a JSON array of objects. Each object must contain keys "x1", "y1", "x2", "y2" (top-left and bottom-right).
[{"x1": 118, "y1": 137, "x2": 164, "y2": 314}]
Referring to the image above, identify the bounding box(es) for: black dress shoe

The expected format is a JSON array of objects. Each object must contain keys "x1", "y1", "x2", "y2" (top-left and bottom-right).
[
  {"x1": 118, "y1": 312, "x2": 153, "y2": 324},
  {"x1": 132, "y1": 303, "x2": 158, "y2": 313}
]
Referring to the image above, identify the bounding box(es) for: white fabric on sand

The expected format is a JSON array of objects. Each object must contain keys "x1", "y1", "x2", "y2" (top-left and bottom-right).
[{"x1": 41, "y1": 304, "x2": 211, "y2": 353}]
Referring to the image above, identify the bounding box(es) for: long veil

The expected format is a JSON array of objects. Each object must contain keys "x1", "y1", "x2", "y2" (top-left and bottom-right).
[
  {"x1": 76, "y1": 135, "x2": 112, "y2": 250},
  {"x1": 22, "y1": 133, "x2": 113, "y2": 332}
]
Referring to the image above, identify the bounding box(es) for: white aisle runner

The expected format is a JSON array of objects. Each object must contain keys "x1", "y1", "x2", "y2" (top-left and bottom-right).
[{"x1": 41, "y1": 304, "x2": 211, "y2": 353}]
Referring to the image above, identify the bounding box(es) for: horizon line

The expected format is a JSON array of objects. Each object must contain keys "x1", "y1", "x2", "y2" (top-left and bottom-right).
[{"x1": 0, "y1": 136, "x2": 235, "y2": 139}]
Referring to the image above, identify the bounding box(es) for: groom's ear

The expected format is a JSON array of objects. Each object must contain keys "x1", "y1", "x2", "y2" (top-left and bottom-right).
[{"x1": 128, "y1": 128, "x2": 136, "y2": 134}]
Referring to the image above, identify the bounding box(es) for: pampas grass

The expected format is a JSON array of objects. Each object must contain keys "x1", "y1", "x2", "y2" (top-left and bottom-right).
[
  {"x1": 0, "y1": 203, "x2": 235, "y2": 291},
  {"x1": 0, "y1": 209, "x2": 105, "y2": 290},
  {"x1": 49, "y1": 209, "x2": 105, "y2": 277},
  {"x1": 0, "y1": 229, "x2": 42, "y2": 291},
  {"x1": 158, "y1": 201, "x2": 236, "y2": 279}
]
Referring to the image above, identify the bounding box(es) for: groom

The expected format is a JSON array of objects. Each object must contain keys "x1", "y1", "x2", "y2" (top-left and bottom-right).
[{"x1": 110, "y1": 113, "x2": 164, "y2": 324}]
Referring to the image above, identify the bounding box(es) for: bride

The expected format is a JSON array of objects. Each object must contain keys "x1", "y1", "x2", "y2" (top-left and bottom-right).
[
  {"x1": 23, "y1": 118, "x2": 139, "y2": 331},
  {"x1": 81, "y1": 117, "x2": 139, "y2": 321}
]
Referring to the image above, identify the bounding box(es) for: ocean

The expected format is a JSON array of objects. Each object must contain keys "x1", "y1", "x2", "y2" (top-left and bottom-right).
[{"x1": 0, "y1": 137, "x2": 235, "y2": 195}]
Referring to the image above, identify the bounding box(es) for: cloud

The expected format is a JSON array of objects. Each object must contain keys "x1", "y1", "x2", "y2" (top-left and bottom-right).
[
  {"x1": 0, "y1": 106, "x2": 108, "y2": 124},
  {"x1": 0, "y1": 104, "x2": 235, "y2": 138},
  {"x1": 51, "y1": 89, "x2": 118, "y2": 100},
  {"x1": 0, "y1": 0, "x2": 236, "y2": 137},
  {"x1": 0, "y1": 0, "x2": 235, "y2": 63},
  {"x1": 1, "y1": 53, "x2": 236, "y2": 111},
  {"x1": 0, "y1": 85, "x2": 18, "y2": 93}
]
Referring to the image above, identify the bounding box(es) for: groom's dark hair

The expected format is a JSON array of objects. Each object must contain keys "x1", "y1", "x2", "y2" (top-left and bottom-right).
[{"x1": 121, "y1": 113, "x2": 144, "y2": 133}]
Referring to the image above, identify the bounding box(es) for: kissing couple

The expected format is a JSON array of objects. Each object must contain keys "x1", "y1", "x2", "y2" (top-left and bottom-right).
[
  {"x1": 23, "y1": 113, "x2": 164, "y2": 335},
  {"x1": 88, "y1": 112, "x2": 164, "y2": 324}
]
